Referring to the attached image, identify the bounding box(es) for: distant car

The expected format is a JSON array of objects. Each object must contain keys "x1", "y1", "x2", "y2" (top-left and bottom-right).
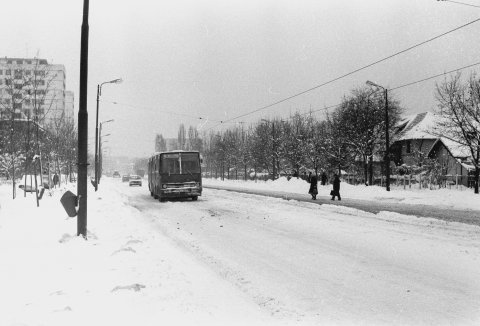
[
  {"x1": 129, "y1": 175, "x2": 142, "y2": 187},
  {"x1": 112, "y1": 171, "x2": 121, "y2": 178},
  {"x1": 122, "y1": 175, "x2": 129, "y2": 182}
]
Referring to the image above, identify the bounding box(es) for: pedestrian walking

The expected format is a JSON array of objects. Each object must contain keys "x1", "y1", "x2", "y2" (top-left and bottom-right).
[
  {"x1": 331, "y1": 174, "x2": 341, "y2": 201},
  {"x1": 308, "y1": 173, "x2": 318, "y2": 200},
  {"x1": 53, "y1": 173, "x2": 59, "y2": 187},
  {"x1": 321, "y1": 171, "x2": 327, "y2": 186}
]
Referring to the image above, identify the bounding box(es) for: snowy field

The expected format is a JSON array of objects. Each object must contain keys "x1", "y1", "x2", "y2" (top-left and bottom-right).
[
  {"x1": 1, "y1": 177, "x2": 480, "y2": 325},
  {"x1": 203, "y1": 176, "x2": 480, "y2": 211}
]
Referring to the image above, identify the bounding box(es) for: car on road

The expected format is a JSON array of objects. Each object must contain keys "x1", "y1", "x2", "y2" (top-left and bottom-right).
[
  {"x1": 122, "y1": 175, "x2": 129, "y2": 182},
  {"x1": 129, "y1": 174, "x2": 142, "y2": 187},
  {"x1": 112, "y1": 171, "x2": 121, "y2": 178}
]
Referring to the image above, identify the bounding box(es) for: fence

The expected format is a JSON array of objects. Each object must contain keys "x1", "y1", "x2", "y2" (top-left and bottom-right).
[{"x1": 344, "y1": 173, "x2": 478, "y2": 190}]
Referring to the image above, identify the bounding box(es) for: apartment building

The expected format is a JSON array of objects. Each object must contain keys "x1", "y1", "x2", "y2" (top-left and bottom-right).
[
  {"x1": 0, "y1": 57, "x2": 74, "y2": 126},
  {"x1": 65, "y1": 90, "x2": 75, "y2": 121}
]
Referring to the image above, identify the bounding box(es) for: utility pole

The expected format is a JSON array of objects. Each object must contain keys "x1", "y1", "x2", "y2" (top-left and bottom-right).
[
  {"x1": 77, "y1": 0, "x2": 90, "y2": 238},
  {"x1": 94, "y1": 84, "x2": 100, "y2": 191},
  {"x1": 384, "y1": 89, "x2": 391, "y2": 191},
  {"x1": 366, "y1": 80, "x2": 390, "y2": 191}
]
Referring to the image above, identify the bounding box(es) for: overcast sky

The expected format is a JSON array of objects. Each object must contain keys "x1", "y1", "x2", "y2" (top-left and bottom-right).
[{"x1": 1, "y1": 0, "x2": 479, "y2": 158}]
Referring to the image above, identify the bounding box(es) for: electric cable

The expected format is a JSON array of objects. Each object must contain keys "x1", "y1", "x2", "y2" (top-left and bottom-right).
[{"x1": 205, "y1": 17, "x2": 480, "y2": 131}]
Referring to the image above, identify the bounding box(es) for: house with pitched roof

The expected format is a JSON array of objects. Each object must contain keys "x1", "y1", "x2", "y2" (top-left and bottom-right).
[{"x1": 390, "y1": 112, "x2": 474, "y2": 186}]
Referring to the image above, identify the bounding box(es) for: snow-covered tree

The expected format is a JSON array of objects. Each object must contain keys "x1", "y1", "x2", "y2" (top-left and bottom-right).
[{"x1": 434, "y1": 72, "x2": 480, "y2": 193}]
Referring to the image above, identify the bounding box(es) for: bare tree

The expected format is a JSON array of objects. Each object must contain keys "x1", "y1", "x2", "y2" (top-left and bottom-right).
[
  {"x1": 0, "y1": 59, "x2": 58, "y2": 199},
  {"x1": 187, "y1": 126, "x2": 203, "y2": 152},
  {"x1": 336, "y1": 87, "x2": 403, "y2": 184},
  {"x1": 434, "y1": 72, "x2": 480, "y2": 193},
  {"x1": 155, "y1": 133, "x2": 167, "y2": 152},
  {"x1": 177, "y1": 124, "x2": 186, "y2": 150},
  {"x1": 280, "y1": 113, "x2": 307, "y2": 177}
]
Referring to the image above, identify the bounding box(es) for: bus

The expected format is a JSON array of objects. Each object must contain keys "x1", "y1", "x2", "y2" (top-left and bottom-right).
[{"x1": 148, "y1": 150, "x2": 202, "y2": 201}]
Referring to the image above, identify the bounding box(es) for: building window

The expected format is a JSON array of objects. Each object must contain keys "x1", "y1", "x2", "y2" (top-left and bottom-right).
[
  {"x1": 16, "y1": 60, "x2": 23, "y2": 64},
  {"x1": 13, "y1": 103, "x2": 22, "y2": 110},
  {"x1": 406, "y1": 140, "x2": 411, "y2": 154},
  {"x1": 7, "y1": 60, "x2": 12, "y2": 64},
  {"x1": 25, "y1": 70, "x2": 31, "y2": 75},
  {"x1": 0, "y1": 69, "x2": 3, "y2": 75},
  {"x1": 6, "y1": 69, "x2": 11, "y2": 75},
  {"x1": 26, "y1": 60, "x2": 32, "y2": 65},
  {"x1": 14, "y1": 84, "x2": 22, "y2": 90}
]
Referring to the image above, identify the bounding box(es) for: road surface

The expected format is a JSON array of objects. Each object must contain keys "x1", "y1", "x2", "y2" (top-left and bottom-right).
[{"x1": 121, "y1": 184, "x2": 480, "y2": 325}]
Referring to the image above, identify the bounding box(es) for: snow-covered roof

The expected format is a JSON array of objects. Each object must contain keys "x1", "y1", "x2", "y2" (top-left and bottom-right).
[
  {"x1": 395, "y1": 112, "x2": 471, "y2": 159},
  {"x1": 439, "y1": 137, "x2": 471, "y2": 159},
  {"x1": 395, "y1": 112, "x2": 437, "y2": 141}
]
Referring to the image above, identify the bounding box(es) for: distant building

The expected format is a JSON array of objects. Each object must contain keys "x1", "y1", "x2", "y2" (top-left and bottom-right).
[
  {"x1": 0, "y1": 57, "x2": 74, "y2": 126},
  {"x1": 65, "y1": 91, "x2": 75, "y2": 122},
  {"x1": 391, "y1": 112, "x2": 473, "y2": 185}
]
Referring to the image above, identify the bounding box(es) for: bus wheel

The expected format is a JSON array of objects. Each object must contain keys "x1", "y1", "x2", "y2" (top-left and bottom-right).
[
  {"x1": 153, "y1": 194, "x2": 158, "y2": 199},
  {"x1": 192, "y1": 196, "x2": 198, "y2": 201}
]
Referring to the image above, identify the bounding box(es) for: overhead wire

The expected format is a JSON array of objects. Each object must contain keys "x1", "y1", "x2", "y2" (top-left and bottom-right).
[
  {"x1": 204, "y1": 17, "x2": 480, "y2": 131},
  {"x1": 441, "y1": 0, "x2": 480, "y2": 9},
  {"x1": 100, "y1": 99, "x2": 242, "y2": 124},
  {"x1": 257, "y1": 61, "x2": 480, "y2": 122}
]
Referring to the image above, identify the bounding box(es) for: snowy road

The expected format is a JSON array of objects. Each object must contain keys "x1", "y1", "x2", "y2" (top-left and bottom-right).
[{"x1": 119, "y1": 182, "x2": 480, "y2": 325}]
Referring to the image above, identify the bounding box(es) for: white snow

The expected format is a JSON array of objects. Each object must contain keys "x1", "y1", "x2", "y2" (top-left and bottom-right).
[
  {"x1": 1, "y1": 176, "x2": 480, "y2": 325},
  {"x1": 0, "y1": 181, "x2": 272, "y2": 326},
  {"x1": 203, "y1": 176, "x2": 480, "y2": 211}
]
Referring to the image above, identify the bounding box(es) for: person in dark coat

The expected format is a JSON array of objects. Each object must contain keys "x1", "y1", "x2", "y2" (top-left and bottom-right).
[
  {"x1": 53, "y1": 173, "x2": 59, "y2": 187},
  {"x1": 321, "y1": 172, "x2": 327, "y2": 186},
  {"x1": 331, "y1": 174, "x2": 341, "y2": 201},
  {"x1": 308, "y1": 173, "x2": 318, "y2": 200}
]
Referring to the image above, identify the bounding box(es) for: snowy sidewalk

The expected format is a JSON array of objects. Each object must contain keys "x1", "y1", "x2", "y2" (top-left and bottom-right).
[
  {"x1": 203, "y1": 178, "x2": 480, "y2": 226},
  {"x1": 0, "y1": 183, "x2": 274, "y2": 326}
]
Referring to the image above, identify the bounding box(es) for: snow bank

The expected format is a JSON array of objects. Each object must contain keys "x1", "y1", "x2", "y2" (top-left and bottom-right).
[{"x1": 203, "y1": 176, "x2": 480, "y2": 211}]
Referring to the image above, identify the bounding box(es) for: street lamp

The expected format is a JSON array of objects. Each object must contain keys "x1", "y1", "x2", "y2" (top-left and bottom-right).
[
  {"x1": 366, "y1": 80, "x2": 391, "y2": 191},
  {"x1": 97, "y1": 119, "x2": 114, "y2": 187},
  {"x1": 94, "y1": 79, "x2": 122, "y2": 191}
]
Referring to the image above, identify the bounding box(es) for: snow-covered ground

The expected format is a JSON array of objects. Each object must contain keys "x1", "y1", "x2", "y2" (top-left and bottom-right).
[
  {"x1": 1, "y1": 177, "x2": 480, "y2": 325},
  {"x1": 0, "y1": 180, "x2": 272, "y2": 326},
  {"x1": 203, "y1": 176, "x2": 480, "y2": 211}
]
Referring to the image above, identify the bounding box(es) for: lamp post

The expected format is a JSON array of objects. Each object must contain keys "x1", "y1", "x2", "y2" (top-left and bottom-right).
[
  {"x1": 366, "y1": 80, "x2": 390, "y2": 191},
  {"x1": 77, "y1": 0, "x2": 90, "y2": 238},
  {"x1": 94, "y1": 79, "x2": 122, "y2": 191},
  {"x1": 97, "y1": 119, "x2": 113, "y2": 187}
]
